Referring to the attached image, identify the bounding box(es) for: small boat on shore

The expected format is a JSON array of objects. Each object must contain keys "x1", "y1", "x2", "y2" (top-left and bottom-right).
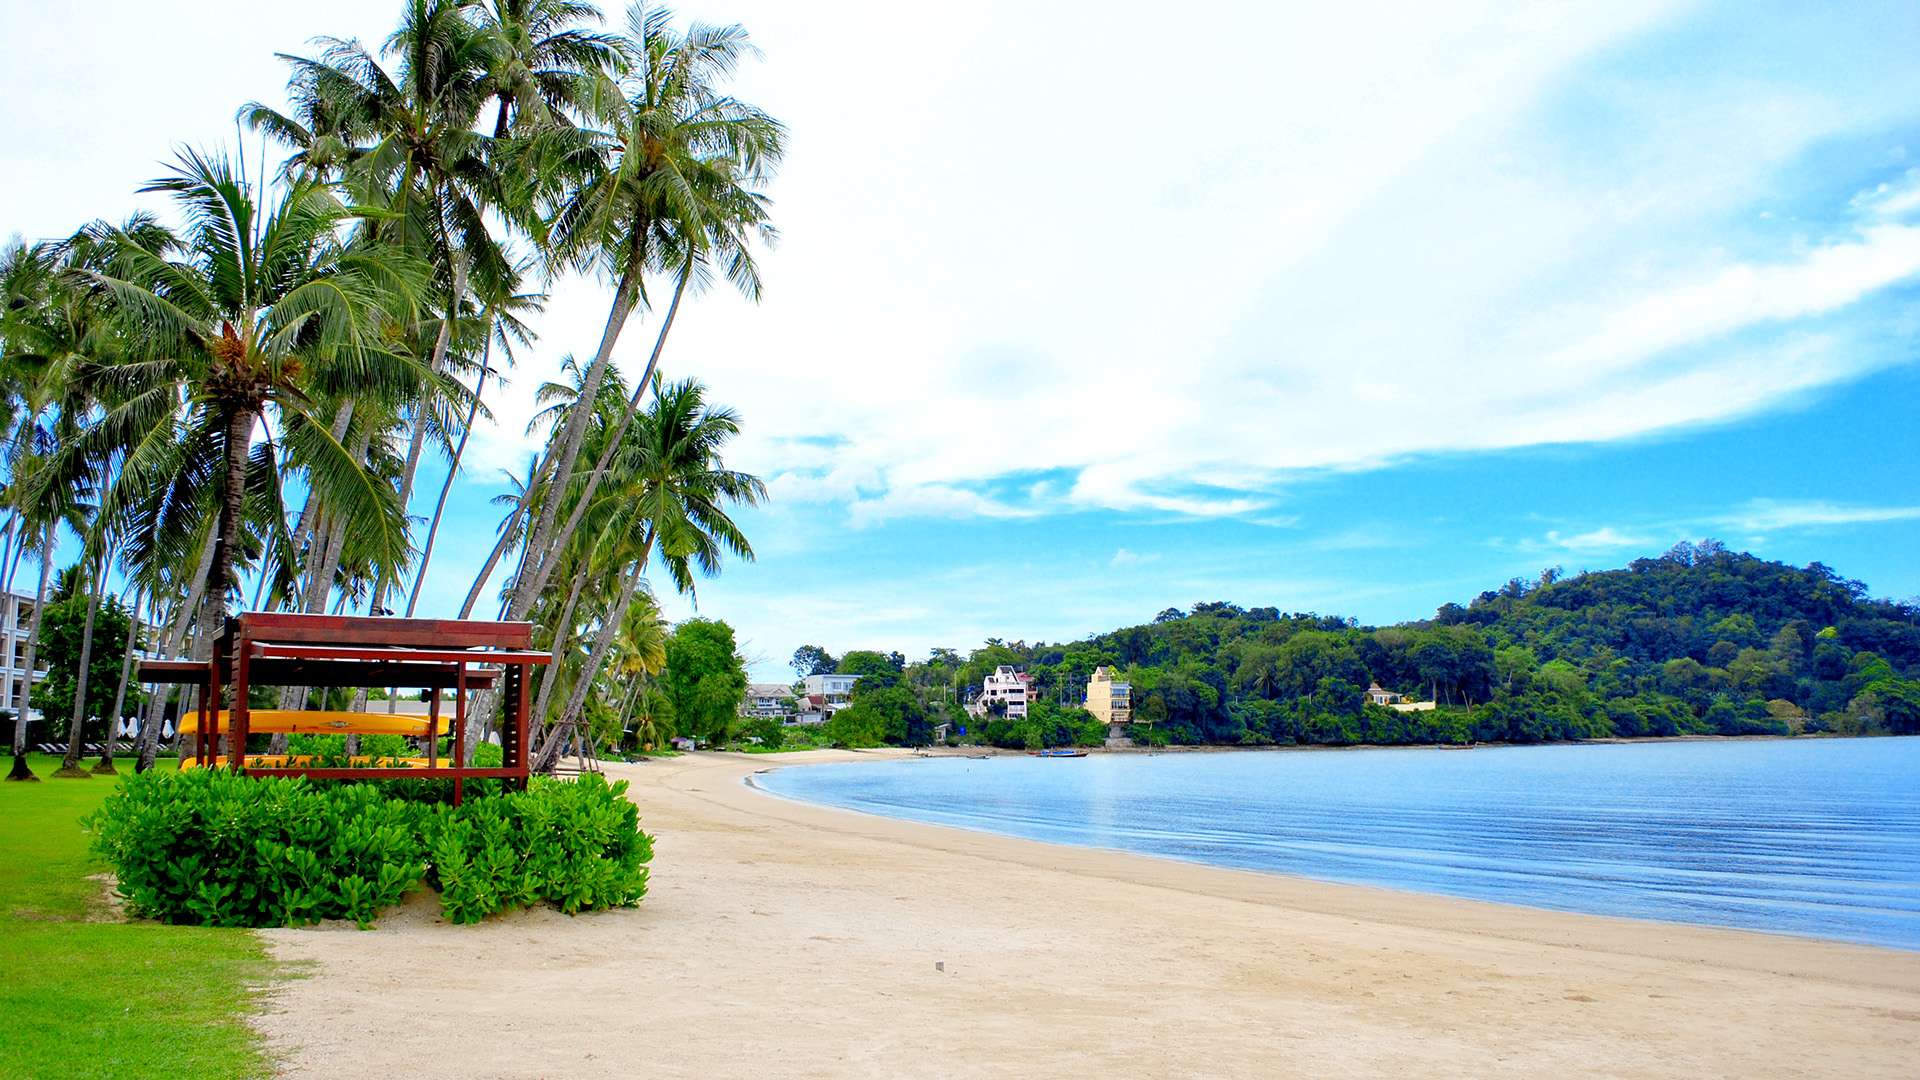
[{"x1": 1029, "y1": 748, "x2": 1089, "y2": 758}]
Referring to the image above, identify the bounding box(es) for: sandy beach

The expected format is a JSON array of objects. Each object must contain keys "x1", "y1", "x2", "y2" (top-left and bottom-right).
[{"x1": 257, "y1": 749, "x2": 1920, "y2": 1078}]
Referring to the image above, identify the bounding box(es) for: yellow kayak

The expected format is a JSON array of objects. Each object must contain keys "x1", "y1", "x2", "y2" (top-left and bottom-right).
[
  {"x1": 178, "y1": 709, "x2": 436, "y2": 736},
  {"x1": 180, "y1": 754, "x2": 443, "y2": 770}
]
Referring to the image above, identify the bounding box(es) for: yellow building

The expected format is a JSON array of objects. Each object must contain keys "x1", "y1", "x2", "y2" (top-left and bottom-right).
[{"x1": 1085, "y1": 666, "x2": 1133, "y2": 727}]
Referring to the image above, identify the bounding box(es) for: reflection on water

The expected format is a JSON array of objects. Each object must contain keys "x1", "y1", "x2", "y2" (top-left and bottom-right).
[{"x1": 758, "y1": 738, "x2": 1920, "y2": 950}]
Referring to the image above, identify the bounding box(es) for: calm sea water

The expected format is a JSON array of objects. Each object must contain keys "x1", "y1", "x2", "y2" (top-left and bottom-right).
[{"x1": 757, "y1": 738, "x2": 1920, "y2": 950}]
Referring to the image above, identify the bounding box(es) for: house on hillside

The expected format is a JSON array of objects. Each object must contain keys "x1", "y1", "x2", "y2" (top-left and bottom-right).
[
  {"x1": 1085, "y1": 665, "x2": 1136, "y2": 746},
  {"x1": 802, "y1": 673, "x2": 859, "y2": 708},
  {"x1": 1365, "y1": 682, "x2": 1437, "y2": 712},
  {"x1": 969, "y1": 665, "x2": 1033, "y2": 719},
  {"x1": 1364, "y1": 683, "x2": 1404, "y2": 706},
  {"x1": 741, "y1": 683, "x2": 797, "y2": 723},
  {"x1": 1085, "y1": 666, "x2": 1132, "y2": 725}
]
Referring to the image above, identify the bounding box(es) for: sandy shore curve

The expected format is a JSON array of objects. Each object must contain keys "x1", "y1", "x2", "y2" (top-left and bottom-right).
[{"x1": 255, "y1": 749, "x2": 1920, "y2": 1078}]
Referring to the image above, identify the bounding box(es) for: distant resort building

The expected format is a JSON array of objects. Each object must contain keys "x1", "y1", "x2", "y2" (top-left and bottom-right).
[
  {"x1": 1, "y1": 587, "x2": 50, "y2": 724},
  {"x1": 969, "y1": 665, "x2": 1033, "y2": 719},
  {"x1": 741, "y1": 683, "x2": 797, "y2": 724},
  {"x1": 1084, "y1": 666, "x2": 1135, "y2": 747},
  {"x1": 802, "y1": 673, "x2": 859, "y2": 707},
  {"x1": 786, "y1": 673, "x2": 861, "y2": 726},
  {"x1": 1365, "y1": 683, "x2": 1403, "y2": 706},
  {"x1": 1366, "y1": 682, "x2": 1437, "y2": 713}
]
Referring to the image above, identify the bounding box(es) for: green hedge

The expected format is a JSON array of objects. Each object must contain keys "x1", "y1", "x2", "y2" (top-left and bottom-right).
[{"x1": 87, "y1": 770, "x2": 651, "y2": 929}]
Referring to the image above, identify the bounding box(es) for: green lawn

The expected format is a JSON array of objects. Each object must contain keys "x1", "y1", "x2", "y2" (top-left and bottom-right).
[{"x1": 0, "y1": 755, "x2": 277, "y2": 1079}]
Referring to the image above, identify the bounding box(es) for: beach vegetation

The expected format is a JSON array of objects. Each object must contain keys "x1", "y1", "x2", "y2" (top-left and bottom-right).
[
  {"x1": 656, "y1": 616, "x2": 750, "y2": 746},
  {"x1": 89, "y1": 767, "x2": 651, "y2": 928}
]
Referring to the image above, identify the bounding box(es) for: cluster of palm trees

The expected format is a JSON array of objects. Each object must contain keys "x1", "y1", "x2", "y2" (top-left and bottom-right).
[{"x1": 0, "y1": 0, "x2": 780, "y2": 779}]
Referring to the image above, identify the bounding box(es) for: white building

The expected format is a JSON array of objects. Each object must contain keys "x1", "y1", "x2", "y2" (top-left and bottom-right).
[
  {"x1": 0, "y1": 588, "x2": 50, "y2": 723},
  {"x1": 801, "y1": 673, "x2": 859, "y2": 707},
  {"x1": 971, "y1": 665, "x2": 1033, "y2": 719},
  {"x1": 741, "y1": 683, "x2": 797, "y2": 723},
  {"x1": 790, "y1": 673, "x2": 860, "y2": 726}
]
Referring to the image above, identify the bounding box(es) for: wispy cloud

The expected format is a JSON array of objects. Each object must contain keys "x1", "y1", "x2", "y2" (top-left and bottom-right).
[
  {"x1": 1109, "y1": 548, "x2": 1158, "y2": 568},
  {"x1": 1714, "y1": 499, "x2": 1920, "y2": 532}
]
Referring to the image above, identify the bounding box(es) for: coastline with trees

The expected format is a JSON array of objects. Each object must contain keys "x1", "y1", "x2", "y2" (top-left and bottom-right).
[{"x1": 786, "y1": 542, "x2": 1920, "y2": 753}]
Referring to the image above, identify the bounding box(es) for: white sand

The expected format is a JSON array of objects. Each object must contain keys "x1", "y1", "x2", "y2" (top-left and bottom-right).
[{"x1": 256, "y1": 749, "x2": 1920, "y2": 1078}]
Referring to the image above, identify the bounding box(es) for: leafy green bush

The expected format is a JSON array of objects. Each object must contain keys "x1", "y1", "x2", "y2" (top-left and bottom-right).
[
  {"x1": 88, "y1": 769, "x2": 652, "y2": 929},
  {"x1": 89, "y1": 768, "x2": 426, "y2": 929},
  {"x1": 423, "y1": 774, "x2": 652, "y2": 924}
]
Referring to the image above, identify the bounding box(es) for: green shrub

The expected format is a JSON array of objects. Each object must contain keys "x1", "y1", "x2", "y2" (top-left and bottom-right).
[
  {"x1": 88, "y1": 769, "x2": 426, "y2": 929},
  {"x1": 423, "y1": 774, "x2": 652, "y2": 924},
  {"x1": 88, "y1": 769, "x2": 652, "y2": 929}
]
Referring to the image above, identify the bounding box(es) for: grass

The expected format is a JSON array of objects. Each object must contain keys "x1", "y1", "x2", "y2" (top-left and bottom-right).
[{"x1": 0, "y1": 754, "x2": 277, "y2": 1079}]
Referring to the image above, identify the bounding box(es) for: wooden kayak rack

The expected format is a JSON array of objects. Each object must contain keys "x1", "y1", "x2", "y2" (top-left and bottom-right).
[{"x1": 140, "y1": 612, "x2": 550, "y2": 804}]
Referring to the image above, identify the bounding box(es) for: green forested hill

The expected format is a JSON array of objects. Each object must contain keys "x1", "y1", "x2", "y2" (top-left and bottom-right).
[{"x1": 821, "y1": 541, "x2": 1920, "y2": 749}]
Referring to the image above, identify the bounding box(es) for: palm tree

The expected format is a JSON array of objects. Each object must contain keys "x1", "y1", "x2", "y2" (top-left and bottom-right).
[
  {"x1": 536, "y1": 376, "x2": 762, "y2": 770},
  {"x1": 4, "y1": 519, "x2": 56, "y2": 781},
  {"x1": 248, "y1": 4, "x2": 516, "y2": 618},
  {"x1": 504, "y1": 1, "x2": 781, "y2": 624},
  {"x1": 79, "y1": 149, "x2": 425, "y2": 656},
  {"x1": 473, "y1": 0, "x2": 624, "y2": 137}
]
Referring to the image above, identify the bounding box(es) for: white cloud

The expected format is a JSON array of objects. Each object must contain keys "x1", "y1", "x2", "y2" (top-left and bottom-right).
[
  {"x1": 844, "y1": 484, "x2": 1039, "y2": 529},
  {"x1": 1545, "y1": 527, "x2": 1660, "y2": 552},
  {"x1": 1716, "y1": 499, "x2": 1920, "y2": 532},
  {"x1": 14, "y1": 0, "x2": 1919, "y2": 532},
  {"x1": 1109, "y1": 548, "x2": 1157, "y2": 568}
]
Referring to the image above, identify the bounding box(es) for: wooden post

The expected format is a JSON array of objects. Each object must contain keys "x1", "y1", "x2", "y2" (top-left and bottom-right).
[
  {"x1": 452, "y1": 661, "x2": 466, "y2": 806},
  {"x1": 513, "y1": 660, "x2": 530, "y2": 791},
  {"x1": 208, "y1": 638, "x2": 224, "y2": 770},
  {"x1": 427, "y1": 689, "x2": 441, "y2": 769},
  {"x1": 232, "y1": 634, "x2": 251, "y2": 773}
]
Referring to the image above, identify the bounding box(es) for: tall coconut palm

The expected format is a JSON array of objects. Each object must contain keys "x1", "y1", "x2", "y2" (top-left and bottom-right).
[
  {"x1": 536, "y1": 376, "x2": 761, "y2": 770},
  {"x1": 248, "y1": 4, "x2": 515, "y2": 618},
  {"x1": 473, "y1": 0, "x2": 624, "y2": 137},
  {"x1": 79, "y1": 149, "x2": 426, "y2": 655},
  {"x1": 504, "y1": 1, "x2": 781, "y2": 624}
]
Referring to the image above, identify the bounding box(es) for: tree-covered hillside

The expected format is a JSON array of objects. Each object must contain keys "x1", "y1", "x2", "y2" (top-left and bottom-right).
[{"x1": 809, "y1": 541, "x2": 1920, "y2": 749}]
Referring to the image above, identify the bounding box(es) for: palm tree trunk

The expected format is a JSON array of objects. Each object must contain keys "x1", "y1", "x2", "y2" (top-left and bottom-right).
[
  {"x1": 197, "y1": 406, "x2": 256, "y2": 660},
  {"x1": 56, "y1": 552, "x2": 107, "y2": 777},
  {"x1": 455, "y1": 450, "x2": 550, "y2": 763},
  {"x1": 96, "y1": 587, "x2": 142, "y2": 775},
  {"x1": 5, "y1": 524, "x2": 54, "y2": 782},
  {"x1": 537, "y1": 562, "x2": 645, "y2": 773},
  {"x1": 542, "y1": 529, "x2": 657, "y2": 770},
  {"x1": 266, "y1": 401, "x2": 355, "y2": 613},
  {"x1": 0, "y1": 519, "x2": 16, "y2": 720},
  {"x1": 405, "y1": 330, "x2": 492, "y2": 618},
  {"x1": 373, "y1": 260, "x2": 466, "y2": 620},
  {"x1": 136, "y1": 528, "x2": 217, "y2": 772},
  {"x1": 528, "y1": 561, "x2": 591, "y2": 728},
  {"x1": 511, "y1": 263, "x2": 688, "y2": 622},
  {"x1": 509, "y1": 229, "x2": 648, "y2": 622}
]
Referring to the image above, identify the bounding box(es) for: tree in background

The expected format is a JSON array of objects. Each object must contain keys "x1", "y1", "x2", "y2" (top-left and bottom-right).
[
  {"x1": 789, "y1": 644, "x2": 835, "y2": 678},
  {"x1": 658, "y1": 617, "x2": 746, "y2": 745},
  {"x1": 838, "y1": 650, "x2": 903, "y2": 691},
  {"x1": 28, "y1": 589, "x2": 141, "y2": 750}
]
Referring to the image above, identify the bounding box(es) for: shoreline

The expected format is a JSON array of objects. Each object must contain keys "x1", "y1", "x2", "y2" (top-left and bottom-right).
[
  {"x1": 256, "y1": 748, "x2": 1920, "y2": 1078},
  {"x1": 740, "y1": 749, "x2": 1918, "y2": 955}
]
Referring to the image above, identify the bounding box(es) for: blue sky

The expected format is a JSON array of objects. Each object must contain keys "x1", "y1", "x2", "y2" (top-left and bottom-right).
[{"x1": 3, "y1": 0, "x2": 1919, "y2": 678}]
